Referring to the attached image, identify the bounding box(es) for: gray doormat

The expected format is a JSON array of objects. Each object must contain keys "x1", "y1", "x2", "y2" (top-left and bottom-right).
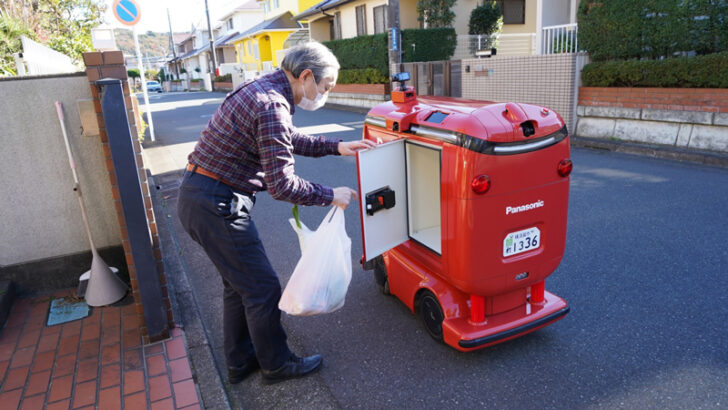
[{"x1": 47, "y1": 297, "x2": 90, "y2": 326}]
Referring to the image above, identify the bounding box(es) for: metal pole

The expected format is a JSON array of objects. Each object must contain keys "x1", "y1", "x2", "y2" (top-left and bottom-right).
[
  {"x1": 387, "y1": 0, "x2": 401, "y2": 87},
  {"x1": 133, "y1": 26, "x2": 156, "y2": 142},
  {"x1": 204, "y1": 0, "x2": 217, "y2": 91},
  {"x1": 167, "y1": 8, "x2": 180, "y2": 80}
]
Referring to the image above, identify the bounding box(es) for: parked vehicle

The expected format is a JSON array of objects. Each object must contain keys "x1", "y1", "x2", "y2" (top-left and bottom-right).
[{"x1": 146, "y1": 81, "x2": 162, "y2": 93}]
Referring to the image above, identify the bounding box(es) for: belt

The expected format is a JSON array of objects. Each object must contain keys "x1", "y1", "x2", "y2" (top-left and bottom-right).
[{"x1": 186, "y1": 163, "x2": 254, "y2": 196}]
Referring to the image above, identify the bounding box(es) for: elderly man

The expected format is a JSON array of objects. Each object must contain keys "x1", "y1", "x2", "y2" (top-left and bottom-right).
[{"x1": 178, "y1": 42, "x2": 374, "y2": 385}]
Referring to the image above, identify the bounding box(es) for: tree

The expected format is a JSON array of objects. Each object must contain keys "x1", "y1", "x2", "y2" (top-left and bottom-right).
[
  {"x1": 416, "y1": 0, "x2": 456, "y2": 28},
  {"x1": 0, "y1": 14, "x2": 35, "y2": 75},
  {"x1": 468, "y1": 2, "x2": 502, "y2": 55},
  {"x1": 157, "y1": 67, "x2": 166, "y2": 83},
  {"x1": 469, "y1": 2, "x2": 502, "y2": 35},
  {"x1": 145, "y1": 68, "x2": 158, "y2": 81},
  {"x1": 0, "y1": 0, "x2": 106, "y2": 67},
  {"x1": 127, "y1": 68, "x2": 140, "y2": 87}
]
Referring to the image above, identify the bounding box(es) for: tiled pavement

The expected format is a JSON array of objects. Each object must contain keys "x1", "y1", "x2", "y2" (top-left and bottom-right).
[{"x1": 0, "y1": 290, "x2": 202, "y2": 409}]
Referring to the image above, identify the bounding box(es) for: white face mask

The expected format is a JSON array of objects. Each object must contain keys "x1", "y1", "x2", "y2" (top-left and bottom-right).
[{"x1": 298, "y1": 75, "x2": 328, "y2": 111}]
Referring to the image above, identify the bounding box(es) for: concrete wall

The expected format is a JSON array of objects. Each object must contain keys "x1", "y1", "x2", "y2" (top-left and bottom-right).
[
  {"x1": 461, "y1": 53, "x2": 587, "y2": 132},
  {"x1": 0, "y1": 73, "x2": 121, "y2": 267}
]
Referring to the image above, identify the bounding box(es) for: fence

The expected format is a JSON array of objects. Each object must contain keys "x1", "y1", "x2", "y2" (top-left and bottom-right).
[
  {"x1": 18, "y1": 36, "x2": 78, "y2": 75},
  {"x1": 399, "y1": 60, "x2": 462, "y2": 97},
  {"x1": 454, "y1": 33, "x2": 538, "y2": 59},
  {"x1": 542, "y1": 23, "x2": 579, "y2": 54}
]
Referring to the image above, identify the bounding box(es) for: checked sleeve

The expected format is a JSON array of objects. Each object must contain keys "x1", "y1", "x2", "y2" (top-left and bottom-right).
[{"x1": 256, "y1": 102, "x2": 334, "y2": 206}]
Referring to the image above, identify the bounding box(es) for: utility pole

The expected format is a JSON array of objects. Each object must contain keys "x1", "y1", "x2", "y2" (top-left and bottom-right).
[
  {"x1": 204, "y1": 0, "x2": 217, "y2": 91},
  {"x1": 387, "y1": 0, "x2": 402, "y2": 81},
  {"x1": 167, "y1": 8, "x2": 180, "y2": 80}
]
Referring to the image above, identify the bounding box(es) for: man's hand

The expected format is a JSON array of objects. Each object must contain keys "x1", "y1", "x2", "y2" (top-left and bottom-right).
[
  {"x1": 338, "y1": 140, "x2": 377, "y2": 156},
  {"x1": 332, "y1": 187, "x2": 358, "y2": 209}
]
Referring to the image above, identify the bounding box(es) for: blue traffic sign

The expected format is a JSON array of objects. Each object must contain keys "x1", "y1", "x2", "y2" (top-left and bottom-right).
[{"x1": 113, "y1": 0, "x2": 141, "y2": 26}]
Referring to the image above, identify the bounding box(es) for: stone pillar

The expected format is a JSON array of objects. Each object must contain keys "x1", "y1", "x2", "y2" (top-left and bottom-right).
[{"x1": 82, "y1": 51, "x2": 174, "y2": 344}]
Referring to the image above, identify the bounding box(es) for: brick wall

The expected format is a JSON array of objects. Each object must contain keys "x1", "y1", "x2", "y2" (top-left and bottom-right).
[
  {"x1": 83, "y1": 51, "x2": 174, "y2": 344},
  {"x1": 579, "y1": 87, "x2": 728, "y2": 113}
]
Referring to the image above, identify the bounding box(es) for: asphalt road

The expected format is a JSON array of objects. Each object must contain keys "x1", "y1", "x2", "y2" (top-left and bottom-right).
[{"x1": 142, "y1": 91, "x2": 728, "y2": 409}]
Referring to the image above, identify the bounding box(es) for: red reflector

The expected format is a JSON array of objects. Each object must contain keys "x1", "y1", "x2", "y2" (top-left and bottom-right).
[
  {"x1": 557, "y1": 159, "x2": 573, "y2": 177},
  {"x1": 471, "y1": 175, "x2": 491, "y2": 194}
]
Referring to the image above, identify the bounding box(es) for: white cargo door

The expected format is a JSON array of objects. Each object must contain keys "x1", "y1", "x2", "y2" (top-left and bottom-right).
[{"x1": 357, "y1": 139, "x2": 408, "y2": 262}]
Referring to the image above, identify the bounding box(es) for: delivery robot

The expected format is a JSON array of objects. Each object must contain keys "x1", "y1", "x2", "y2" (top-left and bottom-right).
[{"x1": 357, "y1": 72, "x2": 572, "y2": 352}]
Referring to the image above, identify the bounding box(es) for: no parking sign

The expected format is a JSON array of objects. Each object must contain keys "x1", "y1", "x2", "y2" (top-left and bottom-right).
[{"x1": 113, "y1": 0, "x2": 142, "y2": 26}]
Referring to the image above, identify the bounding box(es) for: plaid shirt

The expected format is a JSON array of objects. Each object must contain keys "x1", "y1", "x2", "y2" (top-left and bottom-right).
[{"x1": 188, "y1": 69, "x2": 340, "y2": 206}]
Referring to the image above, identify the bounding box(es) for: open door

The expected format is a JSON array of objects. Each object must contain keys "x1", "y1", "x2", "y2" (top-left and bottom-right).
[{"x1": 357, "y1": 140, "x2": 408, "y2": 262}]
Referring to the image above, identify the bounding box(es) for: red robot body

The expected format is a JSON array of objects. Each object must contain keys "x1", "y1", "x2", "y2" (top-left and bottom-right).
[{"x1": 356, "y1": 81, "x2": 571, "y2": 351}]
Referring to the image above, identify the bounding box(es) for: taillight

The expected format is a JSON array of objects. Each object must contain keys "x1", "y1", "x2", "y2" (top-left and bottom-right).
[
  {"x1": 558, "y1": 158, "x2": 573, "y2": 177},
  {"x1": 471, "y1": 175, "x2": 491, "y2": 194}
]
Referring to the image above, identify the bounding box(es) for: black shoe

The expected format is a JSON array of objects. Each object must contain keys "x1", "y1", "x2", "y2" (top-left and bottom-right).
[
  {"x1": 228, "y1": 357, "x2": 260, "y2": 384},
  {"x1": 261, "y1": 354, "x2": 323, "y2": 385}
]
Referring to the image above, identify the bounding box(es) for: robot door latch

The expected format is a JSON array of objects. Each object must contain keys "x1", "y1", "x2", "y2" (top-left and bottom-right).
[{"x1": 365, "y1": 186, "x2": 396, "y2": 216}]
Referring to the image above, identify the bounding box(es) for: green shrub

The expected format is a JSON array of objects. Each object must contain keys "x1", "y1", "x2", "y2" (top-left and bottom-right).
[
  {"x1": 578, "y1": 0, "x2": 728, "y2": 61},
  {"x1": 324, "y1": 28, "x2": 457, "y2": 82},
  {"x1": 401, "y1": 27, "x2": 456, "y2": 62},
  {"x1": 469, "y1": 1, "x2": 502, "y2": 35},
  {"x1": 324, "y1": 33, "x2": 389, "y2": 76},
  {"x1": 214, "y1": 73, "x2": 232, "y2": 82},
  {"x1": 337, "y1": 68, "x2": 389, "y2": 84},
  {"x1": 581, "y1": 52, "x2": 728, "y2": 88},
  {"x1": 416, "y1": 0, "x2": 456, "y2": 28}
]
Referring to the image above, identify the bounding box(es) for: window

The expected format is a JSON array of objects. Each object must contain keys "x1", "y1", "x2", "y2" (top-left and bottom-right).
[
  {"x1": 356, "y1": 5, "x2": 367, "y2": 36},
  {"x1": 247, "y1": 40, "x2": 252, "y2": 55},
  {"x1": 373, "y1": 5, "x2": 388, "y2": 34},
  {"x1": 227, "y1": 18, "x2": 233, "y2": 30},
  {"x1": 333, "y1": 12, "x2": 342, "y2": 40},
  {"x1": 273, "y1": 0, "x2": 279, "y2": 9},
  {"x1": 496, "y1": 0, "x2": 525, "y2": 24},
  {"x1": 263, "y1": 1, "x2": 268, "y2": 13}
]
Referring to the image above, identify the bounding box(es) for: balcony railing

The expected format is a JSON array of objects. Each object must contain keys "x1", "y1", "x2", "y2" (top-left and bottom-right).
[{"x1": 542, "y1": 23, "x2": 579, "y2": 54}]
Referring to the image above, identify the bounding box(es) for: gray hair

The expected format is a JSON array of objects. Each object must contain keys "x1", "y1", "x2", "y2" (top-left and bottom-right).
[{"x1": 281, "y1": 42, "x2": 340, "y2": 84}]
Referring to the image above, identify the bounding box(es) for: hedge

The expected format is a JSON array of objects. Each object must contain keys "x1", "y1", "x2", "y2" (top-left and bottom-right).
[
  {"x1": 324, "y1": 33, "x2": 389, "y2": 75},
  {"x1": 581, "y1": 52, "x2": 728, "y2": 88},
  {"x1": 324, "y1": 28, "x2": 457, "y2": 82},
  {"x1": 214, "y1": 73, "x2": 232, "y2": 82},
  {"x1": 337, "y1": 68, "x2": 389, "y2": 84},
  {"x1": 401, "y1": 27, "x2": 456, "y2": 63},
  {"x1": 578, "y1": 0, "x2": 728, "y2": 62}
]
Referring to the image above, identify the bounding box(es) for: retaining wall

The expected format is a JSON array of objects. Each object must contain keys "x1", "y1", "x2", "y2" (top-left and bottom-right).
[{"x1": 576, "y1": 87, "x2": 728, "y2": 152}]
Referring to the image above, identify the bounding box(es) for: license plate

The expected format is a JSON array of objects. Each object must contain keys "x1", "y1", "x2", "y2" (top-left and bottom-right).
[{"x1": 503, "y1": 227, "x2": 540, "y2": 257}]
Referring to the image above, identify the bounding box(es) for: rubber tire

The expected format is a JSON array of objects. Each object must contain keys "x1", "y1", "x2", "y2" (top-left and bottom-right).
[
  {"x1": 419, "y1": 290, "x2": 444, "y2": 342},
  {"x1": 373, "y1": 257, "x2": 390, "y2": 295}
]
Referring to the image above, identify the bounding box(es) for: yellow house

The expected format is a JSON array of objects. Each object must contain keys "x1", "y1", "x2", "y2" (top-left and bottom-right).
[{"x1": 231, "y1": 0, "x2": 322, "y2": 71}]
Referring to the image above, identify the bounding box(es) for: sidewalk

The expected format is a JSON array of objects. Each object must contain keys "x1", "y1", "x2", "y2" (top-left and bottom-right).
[{"x1": 0, "y1": 290, "x2": 202, "y2": 409}]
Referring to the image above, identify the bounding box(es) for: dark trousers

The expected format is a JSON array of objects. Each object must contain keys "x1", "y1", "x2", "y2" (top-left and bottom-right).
[{"x1": 177, "y1": 170, "x2": 292, "y2": 371}]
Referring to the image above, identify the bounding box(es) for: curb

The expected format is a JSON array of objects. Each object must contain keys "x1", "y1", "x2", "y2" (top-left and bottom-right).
[
  {"x1": 148, "y1": 172, "x2": 233, "y2": 410},
  {"x1": 571, "y1": 136, "x2": 728, "y2": 168}
]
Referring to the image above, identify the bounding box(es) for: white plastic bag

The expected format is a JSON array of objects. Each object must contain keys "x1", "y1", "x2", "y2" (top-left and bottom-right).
[{"x1": 279, "y1": 207, "x2": 352, "y2": 316}]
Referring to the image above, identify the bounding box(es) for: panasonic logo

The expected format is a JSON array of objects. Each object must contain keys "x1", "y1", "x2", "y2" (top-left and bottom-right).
[{"x1": 506, "y1": 200, "x2": 544, "y2": 215}]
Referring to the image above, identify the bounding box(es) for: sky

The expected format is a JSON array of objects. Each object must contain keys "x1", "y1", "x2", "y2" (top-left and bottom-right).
[{"x1": 103, "y1": 0, "x2": 243, "y2": 34}]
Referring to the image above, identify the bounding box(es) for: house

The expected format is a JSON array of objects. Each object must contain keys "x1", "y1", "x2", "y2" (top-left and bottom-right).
[
  {"x1": 228, "y1": 0, "x2": 321, "y2": 72},
  {"x1": 297, "y1": 0, "x2": 578, "y2": 57},
  {"x1": 215, "y1": 0, "x2": 265, "y2": 70},
  {"x1": 294, "y1": 0, "x2": 419, "y2": 41},
  {"x1": 450, "y1": 0, "x2": 579, "y2": 56},
  {"x1": 165, "y1": 1, "x2": 264, "y2": 87}
]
